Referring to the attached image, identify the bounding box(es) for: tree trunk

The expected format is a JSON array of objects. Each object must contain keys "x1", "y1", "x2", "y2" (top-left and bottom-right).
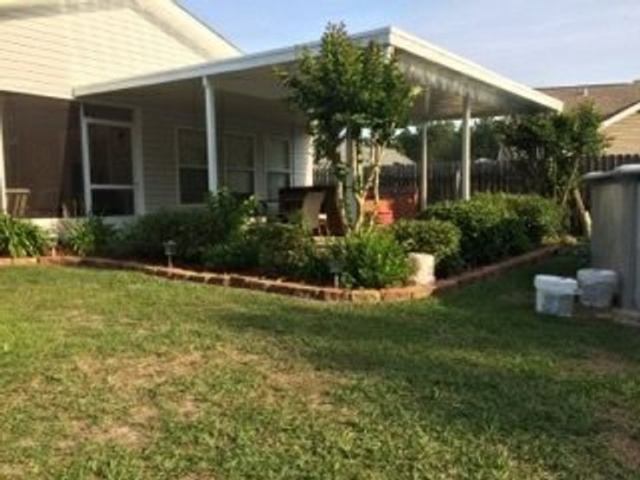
[
  {"x1": 353, "y1": 193, "x2": 367, "y2": 233},
  {"x1": 344, "y1": 132, "x2": 358, "y2": 230},
  {"x1": 373, "y1": 144, "x2": 381, "y2": 204},
  {"x1": 572, "y1": 188, "x2": 592, "y2": 238},
  {"x1": 334, "y1": 176, "x2": 348, "y2": 234}
]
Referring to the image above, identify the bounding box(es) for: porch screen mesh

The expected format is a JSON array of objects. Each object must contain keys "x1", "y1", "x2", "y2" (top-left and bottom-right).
[{"x1": 3, "y1": 93, "x2": 84, "y2": 218}]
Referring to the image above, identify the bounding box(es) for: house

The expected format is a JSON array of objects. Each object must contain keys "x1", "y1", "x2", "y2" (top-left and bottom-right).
[
  {"x1": 0, "y1": 0, "x2": 563, "y2": 226},
  {"x1": 540, "y1": 81, "x2": 640, "y2": 155}
]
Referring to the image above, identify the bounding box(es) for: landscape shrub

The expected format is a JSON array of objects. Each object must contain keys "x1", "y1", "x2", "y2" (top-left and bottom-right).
[
  {"x1": 204, "y1": 222, "x2": 330, "y2": 282},
  {"x1": 118, "y1": 190, "x2": 256, "y2": 263},
  {"x1": 391, "y1": 219, "x2": 464, "y2": 278},
  {"x1": 62, "y1": 217, "x2": 117, "y2": 256},
  {"x1": 118, "y1": 209, "x2": 213, "y2": 262},
  {"x1": 419, "y1": 193, "x2": 567, "y2": 269},
  {"x1": 249, "y1": 223, "x2": 321, "y2": 278},
  {"x1": 330, "y1": 229, "x2": 414, "y2": 289},
  {"x1": 420, "y1": 196, "x2": 527, "y2": 267},
  {"x1": 202, "y1": 235, "x2": 259, "y2": 272},
  {"x1": 500, "y1": 194, "x2": 566, "y2": 243},
  {"x1": 0, "y1": 214, "x2": 48, "y2": 258},
  {"x1": 205, "y1": 189, "x2": 258, "y2": 243}
]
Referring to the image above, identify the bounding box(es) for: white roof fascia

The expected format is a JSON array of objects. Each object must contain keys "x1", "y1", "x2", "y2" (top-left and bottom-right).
[
  {"x1": 74, "y1": 25, "x2": 563, "y2": 114},
  {"x1": 387, "y1": 27, "x2": 563, "y2": 112},
  {"x1": 601, "y1": 101, "x2": 640, "y2": 129},
  {"x1": 74, "y1": 45, "x2": 306, "y2": 97},
  {"x1": 73, "y1": 27, "x2": 391, "y2": 97}
]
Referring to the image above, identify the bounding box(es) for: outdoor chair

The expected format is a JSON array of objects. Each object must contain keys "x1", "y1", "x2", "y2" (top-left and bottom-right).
[
  {"x1": 299, "y1": 190, "x2": 326, "y2": 232},
  {"x1": 6, "y1": 188, "x2": 31, "y2": 217}
]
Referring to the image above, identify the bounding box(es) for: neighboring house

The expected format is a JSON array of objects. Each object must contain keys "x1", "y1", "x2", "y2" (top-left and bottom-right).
[
  {"x1": 540, "y1": 81, "x2": 640, "y2": 155},
  {"x1": 0, "y1": 0, "x2": 562, "y2": 225}
]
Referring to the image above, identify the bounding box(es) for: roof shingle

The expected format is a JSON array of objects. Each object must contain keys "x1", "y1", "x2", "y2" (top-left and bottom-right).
[{"x1": 538, "y1": 81, "x2": 640, "y2": 119}]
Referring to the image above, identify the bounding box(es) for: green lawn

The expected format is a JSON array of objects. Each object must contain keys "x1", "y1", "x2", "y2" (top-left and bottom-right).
[{"x1": 1, "y1": 257, "x2": 640, "y2": 479}]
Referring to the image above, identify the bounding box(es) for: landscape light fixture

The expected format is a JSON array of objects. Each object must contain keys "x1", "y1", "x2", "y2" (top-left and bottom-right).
[
  {"x1": 163, "y1": 240, "x2": 177, "y2": 269},
  {"x1": 328, "y1": 256, "x2": 344, "y2": 289}
]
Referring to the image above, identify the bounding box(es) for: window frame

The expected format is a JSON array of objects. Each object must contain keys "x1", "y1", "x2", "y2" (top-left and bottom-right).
[
  {"x1": 80, "y1": 101, "x2": 143, "y2": 218},
  {"x1": 175, "y1": 126, "x2": 209, "y2": 206},
  {"x1": 82, "y1": 115, "x2": 137, "y2": 217},
  {"x1": 264, "y1": 135, "x2": 293, "y2": 201},
  {"x1": 223, "y1": 132, "x2": 258, "y2": 197}
]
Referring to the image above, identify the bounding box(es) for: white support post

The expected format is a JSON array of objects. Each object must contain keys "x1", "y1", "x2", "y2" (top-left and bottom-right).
[
  {"x1": 0, "y1": 96, "x2": 6, "y2": 214},
  {"x1": 420, "y1": 122, "x2": 428, "y2": 210},
  {"x1": 202, "y1": 76, "x2": 219, "y2": 194},
  {"x1": 419, "y1": 88, "x2": 430, "y2": 211},
  {"x1": 461, "y1": 94, "x2": 472, "y2": 201},
  {"x1": 79, "y1": 104, "x2": 93, "y2": 215},
  {"x1": 132, "y1": 107, "x2": 146, "y2": 215}
]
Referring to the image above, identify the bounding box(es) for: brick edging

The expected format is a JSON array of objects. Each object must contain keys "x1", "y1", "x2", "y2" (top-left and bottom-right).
[
  {"x1": 0, "y1": 257, "x2": 39, "y2": 267},
  {"x1": 433, "y1": 245, "x2": 561, "y2": 294},
  {"x1": 37, "y1": 256, "x2": 433, "y2": 303},
  {"x1": 0, "y1": 245, "x2": 560, "y2": 303}
]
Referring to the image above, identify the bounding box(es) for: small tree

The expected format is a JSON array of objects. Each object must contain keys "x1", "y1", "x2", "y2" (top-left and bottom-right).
[
  {"x1": 281, "y1": 23, "x2": 419, "y2": 232},
  {"x1": 498, "y1": 103, "x2": 608, "y2": 235}
]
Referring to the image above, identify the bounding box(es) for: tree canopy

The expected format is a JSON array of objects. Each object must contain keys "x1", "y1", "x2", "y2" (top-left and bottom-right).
[
  {"x1": 497, "y1": 102, "x2": 608, "y2": 234},
  {"x1": 280, "y1": 23, "x2": 419, "y2": 231}
]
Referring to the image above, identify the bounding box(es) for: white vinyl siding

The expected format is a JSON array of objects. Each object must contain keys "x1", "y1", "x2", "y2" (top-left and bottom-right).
[
  {"x1": 0, "y1": 4, "x2": 225, "y2": 99},
  {"x1": 605, "y1": 113, "x2": 640, "y2": 155}
]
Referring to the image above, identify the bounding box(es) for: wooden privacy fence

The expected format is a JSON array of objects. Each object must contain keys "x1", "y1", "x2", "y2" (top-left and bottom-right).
[{"x1": 313, "y1": 154, "x2": 640, "y2": 212}]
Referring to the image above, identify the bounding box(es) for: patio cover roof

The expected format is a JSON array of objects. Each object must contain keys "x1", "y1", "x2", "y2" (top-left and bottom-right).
[{"x1": 73, "y1": 26, "x2": 563, "y2": 121}]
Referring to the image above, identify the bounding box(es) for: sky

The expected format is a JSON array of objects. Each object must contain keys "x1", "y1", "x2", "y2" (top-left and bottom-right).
[{"x1": 180, "y1": 0, "x2": 640, "y2": 88}]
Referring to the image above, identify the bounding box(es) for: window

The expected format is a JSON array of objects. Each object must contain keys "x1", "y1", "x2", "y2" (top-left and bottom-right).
[
  {"x1": 265, "y1": 137, "x2": 292, "y2": 200},
  {"x1": 224, "y1": 133, "x2": 255, "y2": 196},
  {"x1": 86, "y1": 121, "x2": 135, "y2": 216},
  {"x1": 177, "y1": 128, "x2": 208, "y2": 204}
]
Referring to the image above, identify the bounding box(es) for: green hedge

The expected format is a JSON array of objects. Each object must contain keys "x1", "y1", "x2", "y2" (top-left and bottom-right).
[
  {"x1": 331, "y1": 229, "x2": 414, "y2": 289},
  {"x1": 0, "y1": 214, "x2": 48, "y2": 258},
  {"x1": 203, "y1": 222, "x2": 328, "y2": 281},
  {"x1": 117, "y1": 190, "x2": 256, "y2": 263},
  {"x1": 204, "y1": 223, "x2": 413, "y2": 289},
  {"x1": 118, "y1": 209, "x2": 214, "y2": 262},
  {"x1": 419, "y1": 193, "x2": 566, "y2": 269},
  {"x1": 499, "y1": 194, "x2": 566, "y2": 244},
  {"x1": 391, "y1": 219, "x2": 463, "y2": 278}
]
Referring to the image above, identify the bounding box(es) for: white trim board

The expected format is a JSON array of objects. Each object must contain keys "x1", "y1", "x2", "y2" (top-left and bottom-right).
[{"x1": 80, "y1": 110, "x2": 143, "y2": 217}]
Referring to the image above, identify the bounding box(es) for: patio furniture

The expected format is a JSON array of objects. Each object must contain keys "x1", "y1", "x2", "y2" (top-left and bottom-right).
[
  {"x1": 279, "y1": 186, "x2": 345, "y2": 235},
  {"x1": 6, "y1": 188, "x2": 31, "y2": 217}
]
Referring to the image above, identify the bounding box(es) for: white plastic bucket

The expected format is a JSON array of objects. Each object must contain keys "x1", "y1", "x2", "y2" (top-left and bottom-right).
[
  {"x1": 534, "y1": 275, "x2": 578, "y2": 317},
  {"x1": 577, "y1": 269, "x2": 618, "y2": 309}
]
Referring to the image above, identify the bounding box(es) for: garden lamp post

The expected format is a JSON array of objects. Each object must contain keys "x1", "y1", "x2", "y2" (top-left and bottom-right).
[
  {"x1": 163, "y1": 240, "x2": 177, "y2": 269},
  {"x1": 47, "y1": 232, "x2": 59, "y2": 257},
  {"x1": 328, "y1": 256, "x2": 344, "y2": 289}
]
